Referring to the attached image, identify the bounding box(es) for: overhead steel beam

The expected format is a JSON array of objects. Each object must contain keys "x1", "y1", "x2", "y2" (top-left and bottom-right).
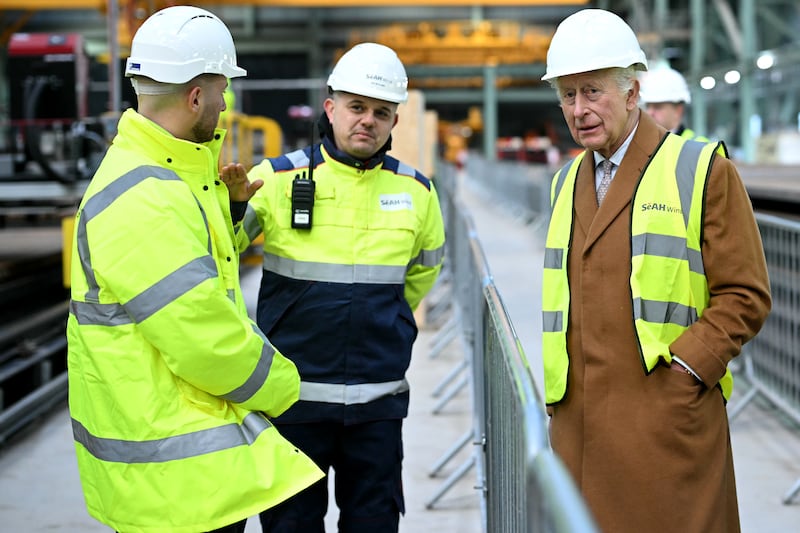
[
  {"x1": 407, "y1": 64, "x2": 546, "y2": 78},
  {"x1": 422, "y1": 87, "x2": 556, "y2": 104},
  {"x1": 0, "y1": 0, "x2": 587, "y2": 9},
  {"x1": 200, "y1": 0, "x2": 588, "y2": 5},
  {"x1": 0, "y1": 1, "x2": 103, "y2": 7}
]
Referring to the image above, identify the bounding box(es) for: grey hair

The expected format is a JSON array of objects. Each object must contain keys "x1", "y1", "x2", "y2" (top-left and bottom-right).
[
  {"x1": 607, "y1": 66, "x2": 638, "y2": 93},
  {"x1": 549, "y1": 66, "x2": 639, "y2": 93}
]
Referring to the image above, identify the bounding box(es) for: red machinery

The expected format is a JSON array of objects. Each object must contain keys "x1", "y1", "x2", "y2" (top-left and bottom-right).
[{"x1": 4, "y1": 32, "x2": 106, "y2": 186}]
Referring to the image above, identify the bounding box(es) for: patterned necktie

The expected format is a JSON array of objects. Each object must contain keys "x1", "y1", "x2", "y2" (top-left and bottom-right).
[{"x1": 597, "y1": 159, "x2": 613, "y2": 205}]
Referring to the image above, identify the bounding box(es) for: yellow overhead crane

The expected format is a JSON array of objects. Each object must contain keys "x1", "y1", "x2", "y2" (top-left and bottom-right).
[
  {"x1": 354, "y1": 20, "x2": 552, "y2": 67},
  {"x1": 343, "y1": 20, "x2": 553, "y2": 92}
]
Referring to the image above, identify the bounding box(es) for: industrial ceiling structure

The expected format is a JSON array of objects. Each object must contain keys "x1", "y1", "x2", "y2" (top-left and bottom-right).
[{"x1": 1, "y1": 0, "x2": 800, "y2": 161}]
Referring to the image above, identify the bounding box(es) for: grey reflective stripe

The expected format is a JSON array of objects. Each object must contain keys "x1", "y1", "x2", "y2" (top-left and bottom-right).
[
  {"x1": 543, "y1": 247, "x2": 563, "y2": 269},
  {"x1": 70, "y1": 299, "x2": 131, "y2": 326},
  {"x1": 194, "y1": 195, "x2": 212, "y2": 255},
  {"x1": 298, "y1": 379, "x2": 409, "y2": 405},
  {"x1": 542, "y1": 310, "x2": 562, "y2": 333},
  {"x1": 221, "y1": 324, "x2": 277, "y2": 403},
  {"x1": 552, "y1": 156, "x2": 579, "y2": 207},
  {"x1": 633, "y1": 234, "x2": 704, "y2": 275},
  {"x1": 72, "y1": 411, "x2": 271, "y2": 464},
  {"x1": 74, "y1": 165, "x2": 219, "y2": 324},
  {"x1": 124, "y1": 255, "x2": 217, "y2": 323},
  {"x1": 396, "y1": 161, "x2": 415, "y2": 177},
  {"x1": 687, "y1": 248, "x2": 703, "y2": 275},
  {"x1": 242, "y1": 204, "x2": 262, "y2": 243},
  {"x1": 407, "y1": 244, "x2": 445, "y2": 269},
  {"x1": 631, "y1": 233, "x2": 705, "y2": 275},
  {"x1": 633, "y1": 297, "x2": 697, "y2": 327},
  {"x1": 675, "y1": 139, "x2": 704, "y2": 228},
  {"x1": 263, "y1": 252, "x2": 406, "y2": 284},
  {"x1": 78, "y1": 166, "x2": 183, "y2": 302},
  {"x1": 227, "y1": 289, "x2": 235, "y2": 302},
  {"x1": 286, "y1": 149, "x2": 309, "y2": 168}
]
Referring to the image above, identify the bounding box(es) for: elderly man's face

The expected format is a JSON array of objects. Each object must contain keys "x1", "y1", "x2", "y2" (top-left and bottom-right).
[{"x1": 556, "y1": 70, "x2": 639, "y2": 158}]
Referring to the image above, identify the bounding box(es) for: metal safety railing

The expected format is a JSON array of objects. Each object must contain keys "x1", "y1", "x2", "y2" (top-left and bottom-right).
[
  {"x1": 728, "y1": 212, "x2": 800, "y2": 504},
  {"x1": 457, "y1": 153, "x2": 800, "y2": 507},
  {"x1": 425, "y1": 161, "x2": 598, "y2": 532}
]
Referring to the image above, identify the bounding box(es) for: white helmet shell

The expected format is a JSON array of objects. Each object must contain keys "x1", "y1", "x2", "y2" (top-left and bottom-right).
[
  {"x1": 639, "y1": 65, "x2": 692, "y2": 104},
  {"x1": 125, "y1": 5, "x2": 246, "y2": 83},
  {"x1": 542, "y1": 9, "x2": 647, "y2": 81},
  {"x1": 327, "y1": 43, "x2": 408, "y2": 104}
]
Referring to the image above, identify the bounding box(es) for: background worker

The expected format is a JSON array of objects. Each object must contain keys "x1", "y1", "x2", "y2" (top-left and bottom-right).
[
  {"x1": 225, "y1": 42, "x2": 446, "y2": 532},
  {"x1": 639, "y1": 64, "x2": 709, "y2": 140},
  {"x1": 540, "y1": 9, "x2": 771, "y2": 533},
  {"x1": 66, "y1": 6, "x2": 322, "y2": 533}
]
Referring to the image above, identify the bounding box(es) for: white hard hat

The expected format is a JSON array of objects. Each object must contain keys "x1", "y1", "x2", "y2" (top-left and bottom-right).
[
  {"x1": 639, "y1": 65, "x2": 691, "y2": 104},
  {"x1": 125, "y1": 5, "x2": 246, "y2": 84},
  {"x1": 327, "y1": 43, "x2": 408, "y2": 104},
  {"x1": 542, "y1": 9, "x2": 647, "y2": 81}
]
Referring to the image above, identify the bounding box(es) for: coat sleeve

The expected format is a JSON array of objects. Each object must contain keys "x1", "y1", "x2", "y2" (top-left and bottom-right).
[
  {"x1": 233, "y1": 160, "x2": 276, "y2": 253},
  {"x1": 669, "y1": 155, "x2": 771, "y2": 386},
  {"x1": 404, "y1": 180, "x2": 446, "y2": 311}
]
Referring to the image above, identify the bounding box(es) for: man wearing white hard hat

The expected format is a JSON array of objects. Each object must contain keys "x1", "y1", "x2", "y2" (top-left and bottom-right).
[
  {"x1": 639, "y1": 64, "x2": 708, "y2": 141},
  {"x1": 225, "y1": 42, "x2": 445, "y2": 532},
  {"x1": 540, "y1": 9, "x2": 770, "y2": 532},
  {"x1": 67, "y1": 6, "x2": 323, "y2": 532}
]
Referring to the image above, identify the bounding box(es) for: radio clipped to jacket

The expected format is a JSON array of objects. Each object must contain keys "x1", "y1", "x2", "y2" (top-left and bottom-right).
[
  {"x1": 291, "y1": 170, "x2": 314, "y2": 229},
  {"x1": 291, "y1": 125, "x2": 316, "y2": 229}
]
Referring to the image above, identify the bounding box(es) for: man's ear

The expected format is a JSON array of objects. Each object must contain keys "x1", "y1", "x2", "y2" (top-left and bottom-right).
[
  {"x1": 323, "y1": 97, "x2": 335, "y2": 120},
  {"x1": 626, "y1": 80, "x2": 640, "y2": 110},
  {"x1": 187, "y1": 85, "x2": 202, "y2": 112}
]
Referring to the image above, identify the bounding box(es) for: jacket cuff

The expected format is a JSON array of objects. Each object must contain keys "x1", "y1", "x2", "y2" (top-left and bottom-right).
[
  {"x1": 669, "y1": 329, "x2": 728, "y2": 387},
  {"x1": 231, "y1": 201, "x2": 247, "y2": 224}
]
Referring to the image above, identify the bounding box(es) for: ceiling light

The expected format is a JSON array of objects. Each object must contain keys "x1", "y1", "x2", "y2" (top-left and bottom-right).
[
  {"x1": 700, "y1": 76, "x2": 716, "y2": 90},
  {"x1": 724, "y1": 70, "x2": 741, "y2": 84}
]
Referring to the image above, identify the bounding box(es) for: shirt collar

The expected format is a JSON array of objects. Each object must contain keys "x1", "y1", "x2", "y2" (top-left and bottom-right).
[{"x1": 593, "y1": 120, "x2": 639, "y2": 169}]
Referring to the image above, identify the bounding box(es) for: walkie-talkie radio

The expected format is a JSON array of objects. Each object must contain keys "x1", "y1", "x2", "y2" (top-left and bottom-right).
[{"x1": 291, "y1": 124, "x2": 316, "y2": 229}]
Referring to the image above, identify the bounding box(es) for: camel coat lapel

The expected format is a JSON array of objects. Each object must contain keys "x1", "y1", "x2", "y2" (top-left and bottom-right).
[{"x1": 575, "y1": 115, "x2": 666, "y2": 254}]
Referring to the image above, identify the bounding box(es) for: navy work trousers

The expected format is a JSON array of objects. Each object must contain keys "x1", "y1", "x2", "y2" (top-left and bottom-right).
[{"x1": 260, "y1": 419, "x2": 404, "y2": 533}]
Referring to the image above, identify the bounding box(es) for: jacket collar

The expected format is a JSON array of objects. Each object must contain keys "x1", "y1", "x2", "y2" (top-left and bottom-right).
[{"x1": 119, "y1": 109, "x2": 224, "y2": 176}]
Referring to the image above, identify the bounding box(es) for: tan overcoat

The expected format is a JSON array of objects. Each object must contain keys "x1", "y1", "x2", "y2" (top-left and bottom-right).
[{"x1": 548, "y1": 111, "x2": 772, "y2": 533}]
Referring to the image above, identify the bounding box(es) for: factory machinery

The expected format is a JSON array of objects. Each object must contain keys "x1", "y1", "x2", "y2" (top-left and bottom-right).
[{"x1": 0, "y1": 29, "x2": 101, "y2": 444}]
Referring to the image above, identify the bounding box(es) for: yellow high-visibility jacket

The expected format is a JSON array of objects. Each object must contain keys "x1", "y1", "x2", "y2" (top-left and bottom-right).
[
  {"x1": 67, "y1": 109, "x2": 323, "y2": 533},
  {"x1": 542, "y1": 134, "x2": 731, "y2": 403},
  {"x1": 236, "y1": 135, "x2": 446, "y2": 424},
  {"x1": 678, "y1": 125, "x2": 709, "y2": 142}
]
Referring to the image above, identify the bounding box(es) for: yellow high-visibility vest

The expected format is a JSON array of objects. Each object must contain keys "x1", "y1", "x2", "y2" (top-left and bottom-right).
[{"x1": 542, "y1": 135, "x2": 731, "y2": 404}]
